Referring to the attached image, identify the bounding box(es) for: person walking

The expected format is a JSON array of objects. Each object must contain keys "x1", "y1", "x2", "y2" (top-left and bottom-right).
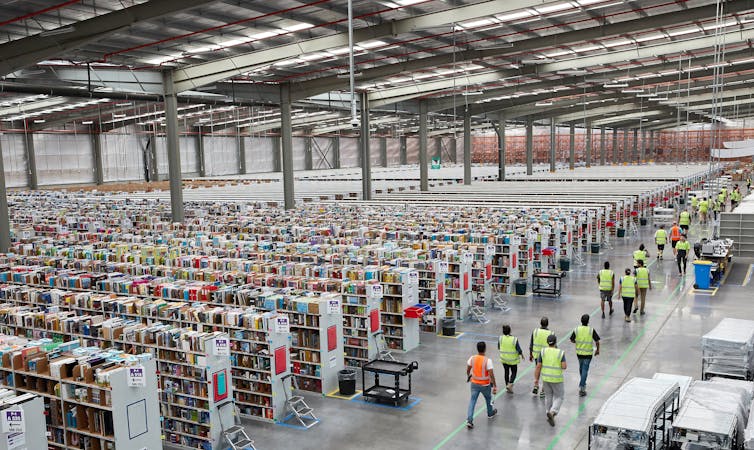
[
  {"x1": 690, "y1": 195, "x2": 699, "y2": 219},
  {"x1": 669, "y1": 222, "x2": 682, "y2": 256},
  {"x1": 634, "y1": 260, "x2": 652, "y2": 315},
  {"x1": 530, "y1": 317, "x2": 554, "y2": 398},
  {"x1": 466, "y1": 341, "x2": 497, "y2": 429},
  {"x1": 698, "y1": 198, "x2": 709, "y2": 224},
  {"x1": 713, "y1": 196, "x2": 721, "y2": 221},
  {"x1": 498, "y1": 324, "x2": 524, "y2": 394},
  {"x1": 731, "y1": 187, "x2": 741, "y2": 210},
  {"x1": 534, "y1": 334, "x2": 566, "y2": 426},
  {"x1": 597, "y1": 261, "x2": 615, "y2": 318},
  {"x1": 676, "y1": 234, "x2": 691, "y2": 276},
  {"x1": 633, "y1": 244, "x2": 649, "y2": 268},
  {"x1": 618, "y1": 268, "x2": 637, "y2": 323},
  {"x1": 654, "y1": 225, "x2": 668, "y2": 260},
  {"x1": 570, "y1": 314, "x2": 600, "y2": 396},
  {"x1": 678, "y1": 209, "x2": 691, "y2": 234}
]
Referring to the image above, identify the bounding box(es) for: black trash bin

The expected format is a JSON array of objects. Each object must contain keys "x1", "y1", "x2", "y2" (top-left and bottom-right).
[
  {"x1": 441, "y1": 318, "x2": 456, "y2": 336},
  {"x1": 591, "y1": 243, "x2": 601, "y2": 254},
  {"x1": 338, "y1": 369, "x2": 356, "y2": 395},
  {"x1": 559, "y1": 258, "x2": 570, "y2": 272},
  {"x1": 617, "y1": 228, "x2": 626, "y2": 238},
  {"x1": 514, "y1": 279, "x2": 527, "y2": 296},
  {"x1": 640, "y1": 218, "x2": 648, "y2": 226}
]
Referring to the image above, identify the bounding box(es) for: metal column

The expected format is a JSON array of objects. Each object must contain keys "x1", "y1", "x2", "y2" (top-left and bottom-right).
[
  {"x1": 623, "y1": 129, "x2": 629, "y2": 164},
  {"x1": 450, "y1": 137, "x2": 457, "y2": 165},
  {"x1": 569, "y1": 123, "x2": 575, "y2": 170},
  {"x1": 380, "y1": 137, "x2": 388, "y2": 167},
  {"x1": 632, "y1": 128, "x2": 638, "y2": 163},
  {"x1": 612, "y1": 128, "x2": 619, "y2": 163},
  {"x1": 0, "y1": 137, "x2": 11, "y2": 253},
  {"x1": 272, "y1": 136, "x2": 282, "y2": 173},
  {"x1": 90, "y1": 125, "x2": 104, "y2": 185},
  {"x1": 163, "y1": 72, "x2": 184, "y2": 222},
  {"x1": 649, "y1": 130, "x2": 655, "y2": 161},
  {"x1": 549, "y1": 119, "x2": 556, "y2": 172},
  {"x1": 400, "y1": 135, "x2": 408, "y2": 166},
  {"x1": 304, "y1": 133, "x2": 313, "y2": 171},
  {"x1": 419, "y1": 101, "x2": 429, "y2": 191},
  {"x1": 23, "y1": 130, "x2": 38, "y2": 189},
  {"x1": 464, "y1": 112, "x2": 472, "y2": 184},
  {"x1": 640, "y1": 129, "x2": 647, "y2": 162},
  {"x1": 332, "y1": 136, "x2": 341, "y2": 169},
  {"x1": 359, "y1": 91, "x2": 372, "y2": 200},
  {"x1": 280, "y1": 83, "x2": 295, "y2": 210},
  {"x1": 526, "y1": 118, "x2": 533, "y2": 176},
  {"x1": 196, "y1": 127, "x2": 206, "y2": 177},
  {"x1": 599, "y1": 126, "x2": 606, "y2": 166},
  {"x1": 498, "y1": 112, "x2": 506, "y2": 180},
  {"x1": 238, "y1": 132, "x2": 247, "y2": 174},
  {"x1": 585, "y1": 123, "x2": 592, "y2": 168}
]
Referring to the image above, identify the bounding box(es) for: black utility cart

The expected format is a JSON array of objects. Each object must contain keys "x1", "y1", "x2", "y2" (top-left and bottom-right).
[
  {"x1": 361, "y1": 359, "x2": 419, "y2": 406},
  {"x1": 532, "y1": 272, "x2": 562, "y2": 297}
]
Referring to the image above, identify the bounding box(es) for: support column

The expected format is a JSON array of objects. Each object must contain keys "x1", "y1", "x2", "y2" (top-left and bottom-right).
[
  {"x1": 23, "y1": 130, "x2": 38, "y2": 189},
  {"x1": 380, "y1": 137, "x2": 388, "y2": 167},
  {"x1": 526, "y1": 117, "x2": 534, "y2": 176},
  {"x1": 612, "y1": 128, "x2": 619, "y2": 164},
  {"x1": 163, "y1": 72, "x2": 184, "y2": 222},
  {"x1": 304, "y1": 133, "x2": 313, "y2": 171},
  {"x1": 272, "y1": 136, "x2": 282, "y2": 173},
  {"x1": 419, "y1": 101, "x2": 429, "y2": 191},
  {"x1": 0, "y1": 137, "x2": 11, "y2": 253},
  {"x1": 90, "y1": 125, "x2": 104, "y2": 185},
  {"x1": 569, "y1": 123, "x2": 575, "y2": 170},
  {"x1": 585, "y1": 122, "x2": 592, "y2": 168},
  {"x1": 238, "y1": 133, "x2": 247, "y2": 174},
  {"x1": 599, "y1": 126, "x2": 606, "y2": 166},
  {"x1": 280, "y1": 83, "x2": 295, "y2": 210},
  {"x1": 497, "y1": 112, "x2": 506, "y2": 180},
  {"x1": 549, "y1": 119, "x2": 556, "y2": 172},
  {"x1": 464, "y1": 112, "x2": 472, "y2": 184},
  {"x1": 632, "y1": 128, "x2": 638, "y2": 163},
  {"x1": 649, "y1": 130, "x2": 655, "y2": 161},
  {"x1": 640, "y1": 129, "x2": 647, "y2": 162},
  {"x1": 195, "y1": 127, "x2": 206, "y2": 177},
  {"x1": 450, "y1": 137, "x2": 457, "y2": 165},
  {"x1": 399, "y1": 136, "x2": 408, "y2": 166},
  {"x1": 332, "y1": 136, "x2": 341, "y2": 169},
  {"x1": 359, "y1": 91, "x2": 372, "y2": 200}
]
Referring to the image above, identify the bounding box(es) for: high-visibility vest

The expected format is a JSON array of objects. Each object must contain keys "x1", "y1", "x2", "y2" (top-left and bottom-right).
[
  {"x1": 636, "y1": 267, "x2": 650, "y2": 289},
  {"x1": 679, "y1": 211, "x2": 690, "y2": 226},
  {"x1": 718, "y1": 193, "x2": 725, "y2": 203},
  {"x1": 676, "y1": 241, "x2": 691, "y2": 252},
  {"x1": 540, "y1": 347, "x2": 565, "y2": 383},
  {"x1": 691, "y1": 197, "x2": 699, "y2": 207},
  {"x1": 598, "y1": 269, "x2": 614, "y2": 291},
  {"x1": 655, "y1": 229, "x2": 667, "y2": 245},
  {"x1": 532, "y1": 328, "x2": 553, "y2": 357},
  {"x1": 633, "y1": 250, "x2": 647, "y2": 263},
  {"x1": 469, "y1": 355, "x2": 491, "y2": 385},
  {"x1": 574, "y1": 326, "x2": 594, "y2": 356},
  {"x1": 499, "y1": 335, "x2": 520, "y2": 365},
  {"x1": 621, "y1": 276, "x2": 636, "y2": 298},
  {"x1": 699, "y1": 201, "x2": 709, "y2": 212},
  {"x1": 670, "y1": 226, "x2": 682, "y2": 241}
]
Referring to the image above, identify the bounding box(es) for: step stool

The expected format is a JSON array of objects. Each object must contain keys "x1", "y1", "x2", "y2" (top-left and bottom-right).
[
  {"x1": 374, "y1": 330, "x2": 396, "y2": 361},
  {"x1": 467, "y1": 293, "x2": 490, "y2": 324},
  {"x1": 218, "y1": 402, "x2": 255, "y2": 450},
  {"x1": 282, "y1": 374, "x2": 319, "y2": 428}
]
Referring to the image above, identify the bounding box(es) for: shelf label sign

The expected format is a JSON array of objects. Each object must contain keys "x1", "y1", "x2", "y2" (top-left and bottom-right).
[
  {"x1": 408, "y1": 271, "x2": 419, "y2": 285},
  {"x1": 438, "y1": 261, "x2": 448, "y2": 273},
  {"x1": 462, "y1": 253, "x2": 473, "y2": 264},
  {"x1": 214, "y1": 338, "x2": 230, "y2": 357},
  {"x1": 327, "y1": 298, "x2": 341, "y2": 315},
  {"x1": 369, "y1": 284, "x2": 384, "y2": 299},
  {"x1": 485, "y1": 245, "x2": 495, "y2": 256},
  {"x1": 275, "y1": 316, "x2": 290, "y2": 334},
  {"x1": 1, "y1": 409, "x2": 24, "y2": 433},
  {"x1": 127, "y1": 365, "x2": 146, "y2": 387}
]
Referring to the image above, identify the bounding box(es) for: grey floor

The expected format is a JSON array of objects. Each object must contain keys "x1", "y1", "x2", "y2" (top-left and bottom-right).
[{"x1": 233, "y1": 222, "x2": 753, "y2": 450}]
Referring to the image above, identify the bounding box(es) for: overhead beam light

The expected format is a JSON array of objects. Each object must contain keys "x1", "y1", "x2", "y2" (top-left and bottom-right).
[
  {"x1": 621, "y1": 89, "x2": 644, "y2": 93},
  {"x1": 535, "y1": 102, "x2": 553, "y2": 106},
  {"x1": 462, "y1": 91, "x2": 484, "y2": 96},
  {"x1": 81, "y1": 121, "x2": 94, "y2": 125},
  {"x1": 603, "y1": 83, "x2": 628, "y2": 88}
]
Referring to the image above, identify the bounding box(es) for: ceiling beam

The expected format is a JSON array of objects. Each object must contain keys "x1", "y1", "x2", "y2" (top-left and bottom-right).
[{"x1": 0, "y1": 0, "x2": 218, "y2": 77}]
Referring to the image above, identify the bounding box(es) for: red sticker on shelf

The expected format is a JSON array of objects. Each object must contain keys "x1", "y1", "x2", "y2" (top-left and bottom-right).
[
  {"x1": 274, "y1": 346, "x2": 287, "y2": 375},
  {"x1": 485, "y1": 264, "x2": 492, "y2": 280},
  {"x1": 463, "y1": 272, "x2": 469, "y2": 290},
  {"x1": 370, "y1": 308, "x2": 380, "y2": 332},
  {"x1": 327, "y1": 325, "x2": 337, "y2": 352},
  {"x1": 438, "y1": 283, "x2": 444, "y2": 302}
]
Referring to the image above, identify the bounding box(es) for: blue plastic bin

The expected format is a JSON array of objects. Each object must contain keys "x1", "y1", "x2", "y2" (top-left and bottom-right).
[{"x1": 693, "y1": 260, "x2": 713, "y2": 290}]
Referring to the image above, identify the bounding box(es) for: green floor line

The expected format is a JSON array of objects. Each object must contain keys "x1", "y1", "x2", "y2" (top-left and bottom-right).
[
  {"x1": 432, "y1": 259, "x2": 659, "y2": 450},
  {"x1": 545, "y1": 275, "x2": 688, "y2": 450}
]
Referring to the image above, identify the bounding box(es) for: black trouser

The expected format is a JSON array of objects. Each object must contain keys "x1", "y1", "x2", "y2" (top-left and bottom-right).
[
  {"x1": 680, "y1": 224, "x2": 689, "y2": 233},
  {"x1": 677, "y1": 250, "x2": 688, "y2": 273},
  {"x1": 503, "y1": 364, "x2": 518, "y2": 384},
  {"x1": 622, "y1": 297, "x2": 634, "y2": 316}
]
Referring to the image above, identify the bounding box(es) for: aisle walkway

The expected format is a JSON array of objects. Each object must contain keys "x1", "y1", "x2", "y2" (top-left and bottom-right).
[{"x1": 217, "y1": 221, "x2": 749, "y2": 450}]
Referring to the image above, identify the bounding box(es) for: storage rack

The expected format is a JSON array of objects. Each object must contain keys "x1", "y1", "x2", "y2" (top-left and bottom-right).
[
  {"x1": 436, "y1": 250, "x2": 471, "y2": 321},
  {"x1": 0, "y1": 387, "x2": 47, "y2": 450},
  {"x1": 379, "y1": 267, "x2": 420, "y2": 352},
  {"x1": 341, "y1": 267, "x2": 381, "y2": 367}
]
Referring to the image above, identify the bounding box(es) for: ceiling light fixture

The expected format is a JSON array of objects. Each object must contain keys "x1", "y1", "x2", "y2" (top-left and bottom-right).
[
  {"x1": 603, "y1": 83, "x2": 629, "y2": 88},
  {"x1": 39, "y1": 26, "x2": 75, "y2": 37},
  {"x1": 535, "y1": 101, "x2": 553, "y2": 106},
  {"x1": 462, "y1": 91, "x2": 484, "y2": 96}
]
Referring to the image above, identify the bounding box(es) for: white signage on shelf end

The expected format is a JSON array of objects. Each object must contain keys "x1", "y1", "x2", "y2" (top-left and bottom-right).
[
  {"x1": 1, "y1": 409, "x2": 24, "y2": 433},
  {"x1": 214, "y1": 338, "x2": 230, "y2": 357},
  {"x1": 369, "y1": 284, "x2": 384, "y2": 298},
  {"x1": 275, "y1": 316, "x2": 291, "y2": 334},
  {"x1": 127, "y1": 365, "x2": 147, "y2": 387},
  {"x1": 327, "y1": 298, "x2": 341, "y2": 314}
]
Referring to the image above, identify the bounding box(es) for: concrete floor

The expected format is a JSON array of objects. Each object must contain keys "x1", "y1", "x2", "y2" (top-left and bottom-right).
[{"x1": 223, "y1": 220, "x2": 754, "y2": 450}]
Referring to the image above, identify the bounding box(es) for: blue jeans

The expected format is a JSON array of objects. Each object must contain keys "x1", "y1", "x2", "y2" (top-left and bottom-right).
[
  {"x1": 578, "y1": 357, "x2": 592, "y2": 389},
  {"x1": 467, "y1": 383, "x2": 493, "y2": 422}
]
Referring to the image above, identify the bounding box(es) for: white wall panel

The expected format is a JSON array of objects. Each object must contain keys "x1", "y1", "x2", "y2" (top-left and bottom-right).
[
  {"x1": 386, "y1": 138, "x2": 401, "y2": 166},
  {"x1": 406, "y1": 138, "x2": 419, "y2": 164},
  {"x1": 204, "y1": 136, "x2": 239, "y2": 176},
  {"x1": 34, "y1": 133, "x2": 95, "y2": 186},
  {"x1": 154, "y1": 136, "x2": 168, "y2": 176},
  {"x1": 179, "y1": 136, "x2": 199, "y2": 175},
  {"x1": 292, "y1": 137, "x2": 306, "y2": 171},
  {"x1": 339, "y1": 137, "x2": 358, "y2": 168},
  {"x1": 101, "y1": 131, "x2": 145, "y2": 182},
  {"x1": 245, "y1": 137, "x2": 275, "y2": 173},
  {"x1": 0, "y1": 134, "x2": 28, "y2": 188},
  {"x1": 369, "y1": 138, "x2": 382, "y2": 167},
  {"x1": 312, "y1": 137, "x2": 335, "y2": 169}
]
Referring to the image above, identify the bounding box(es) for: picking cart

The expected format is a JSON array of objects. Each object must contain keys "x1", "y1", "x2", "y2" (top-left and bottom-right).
[{"x1": 361, "y1": 359, "x2": 419, "y2": 406}]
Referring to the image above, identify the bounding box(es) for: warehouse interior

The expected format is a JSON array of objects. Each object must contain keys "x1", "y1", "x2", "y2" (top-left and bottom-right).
[{"x1": 0, "y1": 1, "x2": 753, "y2": 450}]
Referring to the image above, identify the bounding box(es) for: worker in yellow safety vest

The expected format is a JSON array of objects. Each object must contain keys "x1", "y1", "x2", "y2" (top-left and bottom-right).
[
  {"x1": 529, "y1": 317, "x2": 554, "y2": 397},
  {"x1": 633, "y1": 244, "x2": 649, "y2": 268},
  {"x1": 619, "y1": 268, "x2": 638, "y2": 323},
  {"x1": 570, "y1": 314, "x2": 600, "y2": 396},
  {"x1": 597, "y1": 261, "x2": 615, "y2": 318},
  {"x1": 498, "y1": 324, "x2": 524, "y2": 394},
  {"x1": 654, "y1": 225, "x2": 668, "y2": 260},
  {"x1": 698, "y1": 198, "x2": 709, "y2": 224},
  {"x1": 535, "y1": 334, "x2": 566, "y2": 427},
  {"x1": 634, "y1": 260, "x2": 652, "y2": 315},
  {"x1": 718, "y1": 190, "x2": 726, "y2": 215},
  {"x1": 465, "y1": 341, "x2": 497, "y2": 429},
  {"x1": 679, "y1": 210, "x2": 691, "y2": 233},
  {"x1": 690, "y1": 195, "x2": 699, "y2": 218},
  {"x1": 676, "y1": 234, "x2": 691, "y2": 276}
]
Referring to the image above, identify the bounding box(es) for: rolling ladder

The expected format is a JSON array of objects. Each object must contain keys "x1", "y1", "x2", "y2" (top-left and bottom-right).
[
  {"x1": 490, "y1": 284, "x2": 510, "y2": 312},
  {"x1": 466, "y1": 292, "x2": 490, "y2": 324},
  {"x1": 218, "y1": 402, "x2": 256, "y2": 450},
  {"x1": 282, "y1": 374, "x2": 319, "y2": 428}
]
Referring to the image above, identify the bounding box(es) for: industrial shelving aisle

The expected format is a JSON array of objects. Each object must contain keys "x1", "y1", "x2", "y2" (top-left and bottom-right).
[
  {"x1": 380, "y1": 267, "x2": 420, "y2": 352},
  {"x1": 491, "y1": 234, "x2": 517, "y2": 294},
  {"x1": 341, "y1": 267, "x2": 381, "y2": 368},
  {"x1": 438, "y1": 250, "x2": 471, "y2": 321}
]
